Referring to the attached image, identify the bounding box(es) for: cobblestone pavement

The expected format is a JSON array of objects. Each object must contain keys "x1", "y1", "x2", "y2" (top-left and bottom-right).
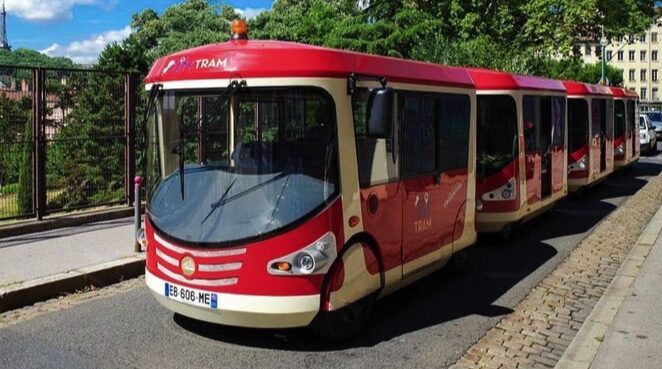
[
  {"x1": 0, "y1": 277, "x2": 144, "y2": 328},
  {"x1": 451, "y1": 176, "x2": 662, "y2": 369}
]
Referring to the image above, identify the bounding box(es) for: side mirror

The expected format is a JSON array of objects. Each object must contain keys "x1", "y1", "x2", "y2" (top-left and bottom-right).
[{"x1": 366, "y1": 88, "x2": 393, "y2": 138}]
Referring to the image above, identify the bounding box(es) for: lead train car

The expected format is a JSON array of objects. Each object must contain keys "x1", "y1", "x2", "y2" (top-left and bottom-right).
[
  {"x1": 468, "y1": 69, "x2": 568, "y2": 237},
  {"x1": 564, "y1": 81, "x2": 615, "y2": 192},
  {"x1": 141, "y1": 35, "x2": 478, "y2": 341}
]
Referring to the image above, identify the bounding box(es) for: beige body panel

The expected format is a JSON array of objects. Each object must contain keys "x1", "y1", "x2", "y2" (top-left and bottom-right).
[{"x1": 328, "y1": 244, "x2": 381, "y2": 311}]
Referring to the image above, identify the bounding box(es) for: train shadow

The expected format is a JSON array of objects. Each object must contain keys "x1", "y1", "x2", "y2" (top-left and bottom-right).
[{"x1": 173, "y1": 159, "x2": 660, "y2": 351}]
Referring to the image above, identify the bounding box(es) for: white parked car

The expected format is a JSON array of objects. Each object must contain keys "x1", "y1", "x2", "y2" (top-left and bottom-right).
[{"x1": 640, "y1": 114, "x2": 657, "y2": 153}]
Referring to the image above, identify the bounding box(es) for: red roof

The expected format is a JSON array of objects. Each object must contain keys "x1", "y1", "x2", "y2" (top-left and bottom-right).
[
  {"x1": 468, "y1": 68, "x2": 566, "y2": 93},
  {"x1": 145, "y1": 40, "x2": 475, "y2": 88},
  {"x1": 562, "y1": 81, "x2": 613, "y2": 97},
  {"x1": 609, "y1": 87, "x2": 639, "y2": 99}
]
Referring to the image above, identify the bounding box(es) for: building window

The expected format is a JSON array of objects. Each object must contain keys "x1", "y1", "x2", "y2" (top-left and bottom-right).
[
  {"x1": 641, "y1": 88, "x2": 648, "y2": 100},
  {"x1": 629, "y1": 35, "x2": 635, "y2": 43},
  {"x1": 629, "y1": 50, "x2": 636, "y2": 61},
  {"x1": 618, "y1": 51, "x2": 624, "y2": 61},
  {"x1": 641, "y1": 50, "x2": 647, "y2": 61},
  {"x1": 629, "y1": 69, "x2": 636, "y2": 81},
  {"x1": 596, "y1": 47, "x2": 602, "y2": 58},
  {"x1": 641, "y1": 69, "x2": 647, "y2": 81},
  {"x1": 606, "y1": 50, "x2": 613, "y2": 60},
  {"x1": 654, "y1": 50, "x2": 659, "y2": 61},
  {"x1": 641, "y1": 34, "x2": 647, "y2": 43},
  {"x1": 653, "y1": 32, "x2": 658, "y2": 43},
  {"x1": 654, "y1": 69, "x2": 658, "y2": 81},
  {"x1": 584, "y1": 44, "x2": 591, "y2": 56},
  {"x1": 653, "y1": 88, "x2": 659, "y2": 101}
]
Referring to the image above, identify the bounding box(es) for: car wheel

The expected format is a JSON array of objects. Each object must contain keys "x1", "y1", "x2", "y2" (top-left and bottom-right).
[{"x1": 311, "y1": 293, "x2": 375, "y2": 342}]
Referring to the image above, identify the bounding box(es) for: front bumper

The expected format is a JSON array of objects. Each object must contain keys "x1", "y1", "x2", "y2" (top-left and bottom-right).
[{"x1": 146, "y1": 269, "x2": 320, "y2": 328}]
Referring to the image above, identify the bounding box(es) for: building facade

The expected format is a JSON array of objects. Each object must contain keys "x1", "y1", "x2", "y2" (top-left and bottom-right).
[{"x1": 580, "y1": 18, "x2": 662, "y2": 109}]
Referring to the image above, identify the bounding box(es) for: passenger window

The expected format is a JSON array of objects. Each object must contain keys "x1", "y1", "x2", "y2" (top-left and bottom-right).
[
  {"x1": 352, "y1": 88, "x2": 399, "y2": 187},
  {"x1": 552, "y1": 97, "x2": 566, "y2": 147},
  {"x1": 438, "y1": 94, "x2": 471, "y2": 172},
  {"x1": 614, "y1": 101, "x2": 626, "y2": 138},
  {"x1": 477, "y1": 95, "x2": 518, "y2": 179},
  {"x1": 402, "y1": 94, "x2": 437, "y2": 177},
  {"x1": 523, "y1": 96, "x2": 539, "y2": 152}
]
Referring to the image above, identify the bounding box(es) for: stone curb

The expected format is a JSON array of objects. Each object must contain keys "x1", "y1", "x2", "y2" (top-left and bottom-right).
[
  {"x1": 0, "y1": 206, "x2": 136, "y2": 240},
  {"x1": 0, "y1": 254, "x2": 145, "y2": 313},
  {"x1": 554, "y1": 205, "x2": 662, "y2": 369}
]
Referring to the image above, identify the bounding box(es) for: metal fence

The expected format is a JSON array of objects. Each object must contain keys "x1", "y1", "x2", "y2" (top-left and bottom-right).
[{"x1": 0, "y1": 66, "x2": 136, "y2": 221}]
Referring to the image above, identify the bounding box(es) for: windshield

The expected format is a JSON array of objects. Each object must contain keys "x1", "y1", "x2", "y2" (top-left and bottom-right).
[
  {"x1": 640, "y1": 116, "x2": 647, "y2": 129},
  {"x1": 145, "y1": 87, "x2": 339, "y2": 246},
  {"x1": 645, "y1": 111, "x2": 662, "y2": 123},
  {"x1": 568, "y1": 99, "x2": 589, "y2": 152},
  {"x1": 477, "y1": 95, "x2": 518, "y2": 178}
]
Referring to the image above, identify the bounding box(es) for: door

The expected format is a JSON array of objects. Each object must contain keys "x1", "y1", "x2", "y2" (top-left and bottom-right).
[
  {"x1": 592, "y1": 98, "x2": 607, "y2": 173},
  {"x1": 400, "y1": 93, "x2": 445, "y2": 275},
  {"x1": 524, "y1": 96, "x2": 542, "y2": 205},
  {"x1": 550, "y1": 97, "x2": 566, "y2": 193},
  {"x1": 539, "y1": 96, "x2": 553, "y2": 199}
]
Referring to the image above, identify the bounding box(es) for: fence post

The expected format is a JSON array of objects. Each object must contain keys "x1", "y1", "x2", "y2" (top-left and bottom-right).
[
  {"x1": 125, "y1": 73, "x2": 137, "y2": 206},
  {"x1": 32, "y1": 68, "x2": 46, "y2": 220}
]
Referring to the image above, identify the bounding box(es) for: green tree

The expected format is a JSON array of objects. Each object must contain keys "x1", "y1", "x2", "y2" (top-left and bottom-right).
[{"x1": 0, "y1": 48, "x2": 76, "y2": 68}]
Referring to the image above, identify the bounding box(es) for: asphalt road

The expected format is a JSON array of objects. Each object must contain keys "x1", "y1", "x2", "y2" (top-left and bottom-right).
[{"x1": 1, "y1": 153, "x2": 661, "y2": 369}]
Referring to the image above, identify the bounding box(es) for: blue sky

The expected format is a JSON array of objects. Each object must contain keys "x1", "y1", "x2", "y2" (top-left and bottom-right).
[{"x1": 5, "y1": 0, "x2": 273, "y2": 64}]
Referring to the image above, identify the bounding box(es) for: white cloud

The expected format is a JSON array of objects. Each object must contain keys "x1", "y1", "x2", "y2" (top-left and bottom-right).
[
  {"x1": 234, "y1": 7, "x2": 268, "y2": 20},
  {"x1": 5, "y1": 0, "x2": 116, "y2": 22},
  {"x1": 40, "y1": 26, "x2": 132, "y2": 64}
]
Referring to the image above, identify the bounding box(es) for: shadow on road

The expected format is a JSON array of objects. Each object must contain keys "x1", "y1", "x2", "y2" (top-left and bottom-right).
[{"x1": 173, "y1": 159, "x2": 661, "y2": 351}]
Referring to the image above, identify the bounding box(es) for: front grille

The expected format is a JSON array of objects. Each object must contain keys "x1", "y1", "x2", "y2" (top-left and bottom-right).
[{"x1": 153, "y1": 232, "x2": 245, "y2": 287}]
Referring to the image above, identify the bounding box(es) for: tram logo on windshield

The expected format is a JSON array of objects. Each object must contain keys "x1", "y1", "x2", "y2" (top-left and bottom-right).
[{"x1": 162, "y1": 57, "x2": 228, "y2": 75}]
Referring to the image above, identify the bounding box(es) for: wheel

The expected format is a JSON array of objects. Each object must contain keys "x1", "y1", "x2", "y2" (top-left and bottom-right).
[
  {"x1": 310, "y1": 293, "x2": 375, "y2": 343},
  {"x1": 499, "y1": 222, "x2": 513, "y2": 242},
  {"x1": 445, "y1": 247, "x2": 470, "y2": 274}
]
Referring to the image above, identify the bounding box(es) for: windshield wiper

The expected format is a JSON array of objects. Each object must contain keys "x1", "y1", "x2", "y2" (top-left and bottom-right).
[
  {"x1": 201, "y1": 175, "x2": 237, "y2": 225},
  {"x1": 171, "y1": 79, "x2": 247, "y2": 201},
  {"x1": 200, "y1": 171, "x2": 289, "y2": 226}
]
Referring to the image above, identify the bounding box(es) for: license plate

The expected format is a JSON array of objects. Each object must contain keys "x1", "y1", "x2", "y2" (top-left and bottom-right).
[{"x1": 164, "y1": 282, "x2": 218, "y2": 309}]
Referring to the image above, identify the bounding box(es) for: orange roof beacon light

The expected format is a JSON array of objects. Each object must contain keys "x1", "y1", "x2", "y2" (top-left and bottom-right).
[{"x1": 231, "y1": 19, "x2": 248, "y2": 40}]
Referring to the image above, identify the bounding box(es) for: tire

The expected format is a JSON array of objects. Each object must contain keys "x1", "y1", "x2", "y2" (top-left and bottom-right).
[
  {"x1": 310, "y1": 293, "x2": 375, "y2": 343},
  {"x1": 499, "y1": 222, "x2": 513, "y2": 242},
  {"x1": 445, "y1": 247, "x2": 470, "y2": 274}
]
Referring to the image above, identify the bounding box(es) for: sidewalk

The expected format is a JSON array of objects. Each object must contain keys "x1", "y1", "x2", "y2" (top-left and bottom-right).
[
  {"x1": 0, "y1": 217, "x2": 144, "y2": 312},
  {"x1": 556, "y1": 205, "x2": 662, "y2": 369}
]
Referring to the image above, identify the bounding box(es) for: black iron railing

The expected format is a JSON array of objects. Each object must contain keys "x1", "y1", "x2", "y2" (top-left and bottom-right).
[{"x1": 0, "y1": 66, "x2": 137, "y2": 221}]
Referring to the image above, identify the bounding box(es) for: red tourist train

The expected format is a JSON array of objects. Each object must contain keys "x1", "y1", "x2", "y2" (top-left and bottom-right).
[{"x1": 137, "y1": 20, "x2": 639, "y2": 341}]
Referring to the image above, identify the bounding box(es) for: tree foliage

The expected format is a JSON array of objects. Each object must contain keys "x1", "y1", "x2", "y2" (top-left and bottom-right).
[
  {"x1": 0, "y1": 48, "x2": 75, "y2": 68},
  {"x1": 95, "y1": 0, "x2": 657, "y2": 83}
]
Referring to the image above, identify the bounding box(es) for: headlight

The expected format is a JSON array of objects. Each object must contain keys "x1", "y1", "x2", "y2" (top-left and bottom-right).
[
  {"x1": 482, "y1": 177, "x2": 517, "y2": 202},
  {"x1": 616, "y1": 144, "x2": 624, "y2": 155},
  {"x1": 295, "y1": 252, "x2": 316, "y2": 274},
  {"x1": 267, "y1": 232, "x2": 337, "y2": 275},
  {"x1": 569, "y1": 155, "x2": 587, "y2": 172}
]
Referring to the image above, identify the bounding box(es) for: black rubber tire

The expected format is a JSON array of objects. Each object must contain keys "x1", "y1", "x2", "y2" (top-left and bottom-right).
[
  {"x1": 499, "y1": 222, "x2": 513, "y2": 242},
  {"x1": 310, "y1": 294, "x2": 375, "y2": 343},
  {"x1": 445, "y1": 247, "x2": 470, "y2": 274}
]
